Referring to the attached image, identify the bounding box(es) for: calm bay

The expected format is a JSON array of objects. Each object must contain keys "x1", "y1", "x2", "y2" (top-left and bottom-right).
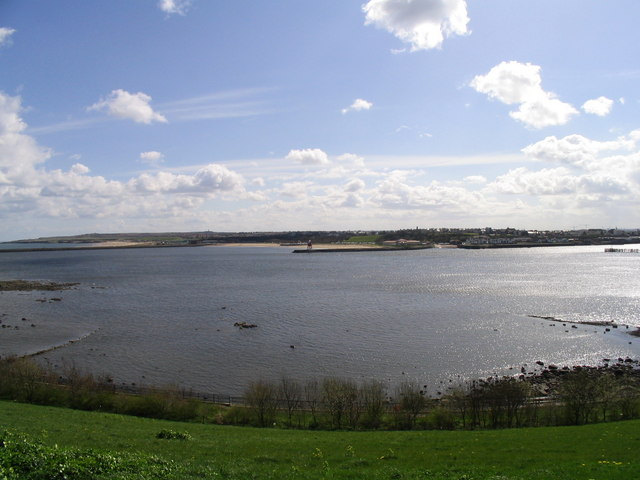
[{"x1": 1, "y1": 244, "x2": 639, "y2": 396}]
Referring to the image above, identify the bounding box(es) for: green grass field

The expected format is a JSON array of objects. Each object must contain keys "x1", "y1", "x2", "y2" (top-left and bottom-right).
[
  {"x1": 344, "y1": 235, "x2": 381, "y2": 243},
  {"x1": 1, "y1": 400, "x2": 639, "y2": 479}
]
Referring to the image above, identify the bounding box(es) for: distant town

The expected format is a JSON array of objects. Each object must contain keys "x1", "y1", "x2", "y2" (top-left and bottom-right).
[{"x1": 9, "y1": 227, "x2": 640, "y2": 250}]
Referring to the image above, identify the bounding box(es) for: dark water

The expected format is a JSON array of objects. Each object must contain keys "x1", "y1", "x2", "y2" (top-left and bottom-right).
[{"x1": 1, "y1": 245, "x2": 639, "y2": 395}]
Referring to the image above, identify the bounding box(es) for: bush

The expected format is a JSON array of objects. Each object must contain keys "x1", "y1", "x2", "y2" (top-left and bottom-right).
[
  {"x1": 558, "y1": 369, "x2": 600, "y2": 425},
  {"x1": 118, "y1": 393, "x2": 169, "y2": 419},
  {"x1": 425, "y1": 407, "x2": 457, "y2": 430},
  {"x1": 222, "y1": 406, "x2": 252, "y2": 425},
  {"x1": 156, "y1": 429, "x2": 192, "y2": 440},
  {"x1": 0, "y1": 356, "x2": 51, "y2": 403},
  {"x1": 0, "y1": 429, "x2": 177, "y2": 479}
]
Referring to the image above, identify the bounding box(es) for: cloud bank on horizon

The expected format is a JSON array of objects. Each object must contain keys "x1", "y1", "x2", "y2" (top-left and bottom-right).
[{"x1": 0, "y1": 0, "x2": 639, "y2": 240}]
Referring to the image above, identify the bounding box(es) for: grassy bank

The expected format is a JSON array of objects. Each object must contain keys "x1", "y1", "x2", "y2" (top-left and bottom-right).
[{"x1": 1, "y1": 400, "x2": 639, "y2": 479}]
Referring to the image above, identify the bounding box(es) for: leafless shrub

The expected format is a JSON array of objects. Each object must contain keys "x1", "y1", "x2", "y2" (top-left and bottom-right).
[
  {"x1": 394, "y1": 381, "x2": 425, "y2": 429},
  {"x1": 279, "y1": 376, "x2": 302, "y2": 426},
  {"x1": 244, "y1": 379, "x2": 278, "y2": 427},
  {"x1": 359, "y1": 379, "x2": 387, "y2": 429},
  {"x1": 304, "y1": 378, "x2": 321, "y2": 427},
  {"x1": 322, "y1": 377, "x2": 359, "y2": 429}
]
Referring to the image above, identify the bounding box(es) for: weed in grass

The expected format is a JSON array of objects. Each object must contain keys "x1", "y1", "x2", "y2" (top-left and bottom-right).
[
  {"x1": 379, "y1": 448, "x2": 398, "y2": 461},
  {"x1": 345, "y1": 444, "x2": 355, "y2": 457}
]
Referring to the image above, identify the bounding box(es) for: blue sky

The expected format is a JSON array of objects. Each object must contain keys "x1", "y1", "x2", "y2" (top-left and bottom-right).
[{"x1": 1, "y1": 0, "x2": 640, "y2": 241}]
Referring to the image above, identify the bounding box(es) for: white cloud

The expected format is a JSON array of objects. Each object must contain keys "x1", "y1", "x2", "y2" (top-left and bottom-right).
[
  {"x1": 159, "y1": 88, "x2": 274, "y2": 122},
  {"x1": 158, "y1": 0, "x2": 191, "y2": 16},
  {"x1": 131, "y1": 164, "x2": 244, "y2": 195},
  {"x1": 344, "y1": 178, "x2": 366, "y2": 192},
  {"x1": 0, "y1": 27, "x2": 16, "y2": 47},
  {"x1": 521, "y1": 132, "x2": 637, "y2": 168},
  {"x1": 88, "y1": 89, "x2": 167, "y2": 124},
  {"x1": 5, "y1": 88, "x2": 640, "y2": 238},
  {"x1": 582, "y1": 96, "x2": 614, "y2": 116},
  {"x1": 470, "y1": 61, "x2": 578, "y2": 128},
  {"x1": 371, "y1": 171, "x2": 486, "y2": 211},
  {"x1": 0, "y1": 92, "x2": 250, "y2": 233},
  {"x1": 336, "y1": 153, "x2": 366, "y2": 169},
  {"x1": 487, "y1": 130, "x2": 640, "y2": 203},
  {"x1": 70, "y1": 163, "x2": 90, "y2": 175},
  {"x1": 341, "y1": 98, "x2": 373, "y2": 114},
  {"x1": 490, "y1": 167, "x2": 578, "y2": 195},
  {"x1": 285, "y1": 148, "x2": 330, "y2": 165},
  {"x1": 279, "y1": 181, "x2": 313, "y2": 199},
  {"x1": 363, "y1": 0, "x2": 470, "y2": 51},
  {"x1": 0, "y1": 92, "x2": 50, "y2": 186},
  {"x1": 463, "y1": 175, "x2": 487, "y2": 185},
  {"x1": 140, "y1": 151, "x2": 165, "y2": 166}
]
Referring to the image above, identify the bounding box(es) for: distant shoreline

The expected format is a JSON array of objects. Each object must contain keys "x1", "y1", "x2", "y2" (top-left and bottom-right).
[
  {"x1": 0, "y1": 242, "x2": 386, "y2": 253},
  {"x1": 2, "y1": 240, "x2": 638, "y2": 254},
  {"x1": 0, "y1": 241, "x2": 179, "y2": 253}
]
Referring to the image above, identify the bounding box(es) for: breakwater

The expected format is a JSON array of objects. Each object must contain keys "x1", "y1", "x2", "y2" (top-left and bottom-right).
[{"x1": 292, "y1": 246, "x2": 433, "y2": 253}]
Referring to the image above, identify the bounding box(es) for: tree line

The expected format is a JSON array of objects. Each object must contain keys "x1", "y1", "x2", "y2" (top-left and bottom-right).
[{"x1": 1, "y1": 356, "x2": 639, "y2": 430}]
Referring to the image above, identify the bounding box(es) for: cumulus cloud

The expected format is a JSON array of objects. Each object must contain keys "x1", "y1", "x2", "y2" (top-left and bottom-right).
[
  {"x1": 582, "y1": 96, "x2": 614, "y2": 116},
  {"x1": 279, "y1": 181, "x2": 313, "y2": 199},
  {"x1": 139, "y1": 151, "x2": 165, "y2": 167},
  {"x1": 371, "y1": 170, "x2": 485, "y2": 211},
  {"x1": 131, "y1": 164, "x2": 244, "y2": 195},
  {"x1": 285, "y1": 148, "x2": 330, "y2": 165},
  {"x1": 490, "y1": 167, "x2": 579, "y2": 196},
  {"x1": 363, "y1": 0, "x2": 470, "y2": 51},
  {"x1": 0, "y1": 91, "x2": 250, "y2": 231},
  {"x1": 5, "y1": 88, "x2": 640, "y2": 237},
  {"x1": 470, "y1": 61, "x2": 578, "y2": 128},
  {"x1": 0, "y1": 27, "x2": 15, "y2": 47},
  {"x1": 344, "y1": 178, "x2": 366, "y2": 192},
  {"x1": 486, "y1": 129, "x2": 640, "y2": 204},
  {"x1": 0, "y1": 92, "x2": 50, "y2": 186},
  {"x1": 88, "y1": 89, "x2": 167, "y2": 124},
  {"x1": 158, "y1": 0, "x2": 191, "y2": 16},
  {"x1": 521, "y1": 132, "x2": 637, "y2": 168},
  {"x1": 463, "y1": 175, "x2": 487, "y2": 185},
  {"x1": 336, "y1": 153, "x2": 366, "y2": 169},
  {"x1": 341, "y1": 98, "x2": 373, "y2": 114}
]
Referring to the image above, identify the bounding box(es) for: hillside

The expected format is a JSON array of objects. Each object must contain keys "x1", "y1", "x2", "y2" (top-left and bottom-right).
[{"x1": 1, "y1": 400, "x2": 638, "y2": 479}]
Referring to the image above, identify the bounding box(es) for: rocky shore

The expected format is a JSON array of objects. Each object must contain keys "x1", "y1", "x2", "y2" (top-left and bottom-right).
[{"x1": 0, "y1": 280, "x2": 79, "y2": 291}]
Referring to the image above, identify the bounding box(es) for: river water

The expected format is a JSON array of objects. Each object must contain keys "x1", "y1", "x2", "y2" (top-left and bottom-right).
[{"x1": 1, "y1": 245, "x2": 639, "y2": 395}]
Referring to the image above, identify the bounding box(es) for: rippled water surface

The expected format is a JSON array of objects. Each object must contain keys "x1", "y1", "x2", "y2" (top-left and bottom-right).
[{"x1": 1, "y1": 245, "x2": 639, "y2": 395}]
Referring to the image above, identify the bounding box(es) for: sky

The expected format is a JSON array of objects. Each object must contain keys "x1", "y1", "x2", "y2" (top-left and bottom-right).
[{"x1": 1, "y1": 0, "x2": 640, "y2": 241}]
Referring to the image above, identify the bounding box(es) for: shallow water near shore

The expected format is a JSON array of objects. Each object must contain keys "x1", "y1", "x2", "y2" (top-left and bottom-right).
[{"x1": 1, "y1": 244, "x2": 639, "y2": 395}]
